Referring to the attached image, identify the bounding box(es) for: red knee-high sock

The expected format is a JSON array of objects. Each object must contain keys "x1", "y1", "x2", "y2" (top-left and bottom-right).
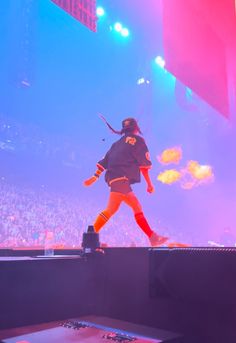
[
  {"x1": 134, "y1": 212, "x2": 153, "y2": 238},
  {"x1": 93, "y1": 210, "x2": 111, "y2": 233}
]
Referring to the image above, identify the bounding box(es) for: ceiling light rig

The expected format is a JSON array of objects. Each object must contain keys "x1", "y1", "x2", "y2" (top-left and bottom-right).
[{"x1": 51, "y1": 0, "x2": 97, "y2": 32}]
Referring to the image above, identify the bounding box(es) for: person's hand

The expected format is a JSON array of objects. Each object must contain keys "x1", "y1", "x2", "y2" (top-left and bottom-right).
[
  {"x1": 83, "y1": 176, "x2": 97, "y2": 186},
  {"x1": 147, "y1": 184, "x2": 155, "y2": 193}
]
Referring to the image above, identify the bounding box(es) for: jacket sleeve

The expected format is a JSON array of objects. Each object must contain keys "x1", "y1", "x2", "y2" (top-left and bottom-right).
[
  {"x1": 132, "y1": 137, "x2": 152, "y2": 169},
  {"x1": 97, "y1": 151, "x2": 109, "y2": 171}
]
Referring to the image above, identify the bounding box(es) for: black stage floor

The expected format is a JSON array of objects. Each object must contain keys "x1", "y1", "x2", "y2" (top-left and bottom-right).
[
  {"x1": 1, "y1": 247, "x2": 236, "y2": 342},
  {"x1": 0, "y1": 316, "x2": 181, "y2": 342}
]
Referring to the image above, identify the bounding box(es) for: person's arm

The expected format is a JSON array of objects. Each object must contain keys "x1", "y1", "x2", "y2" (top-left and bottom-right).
[
  {"x1": 83, "y1": 153, "x2": 107, "y2": 187},
  {"x1": 83, "y1": 166, "x2": 104, "y2": 186},
  {"x1": 140, "y1": 167, "x2": 155, "y2": 193}
]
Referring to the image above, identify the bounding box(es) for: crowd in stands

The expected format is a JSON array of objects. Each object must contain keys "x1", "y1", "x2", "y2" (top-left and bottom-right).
[
  {"x1": 0, "y1": 114, "x2": 196, "y2": 248},
  {"x1": 0, "y1": 113, "x2": 81, "y2": 165},
  {"x1": 0, "y1": 180, "x2": 155, "y2": 248},
  {"x1": 0, "y1": 179, "x2": 194, "y2": 248}
]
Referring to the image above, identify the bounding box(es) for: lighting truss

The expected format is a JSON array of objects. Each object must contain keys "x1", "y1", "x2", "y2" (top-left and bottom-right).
[{"x1": 51, "y1": 0, "x2": 97, "y2": 32}]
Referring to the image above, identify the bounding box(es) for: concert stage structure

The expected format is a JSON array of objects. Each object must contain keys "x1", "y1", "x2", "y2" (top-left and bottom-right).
[
  {"x1": 1, "y1": 1, "x2": 236, "y2": 342},
  {"x1": 0, "y1": 247, "x2": 236, "y2": 342}
]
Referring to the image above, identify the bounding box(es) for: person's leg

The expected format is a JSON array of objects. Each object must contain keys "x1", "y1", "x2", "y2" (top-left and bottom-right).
[
  {"x1": 93, "y1": 192, "x2": 123, "y2": 233},
  {"x1": 124, "y1": 192, "x2": 169, "y2": 246},
  {"x1": 123, "y1": 192, "x2": 154, "y2": 238}
]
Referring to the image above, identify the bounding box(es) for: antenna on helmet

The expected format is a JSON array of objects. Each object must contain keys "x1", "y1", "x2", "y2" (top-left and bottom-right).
[{"x1": 98, "y1": 114, "x2": 122, "y2": 135}]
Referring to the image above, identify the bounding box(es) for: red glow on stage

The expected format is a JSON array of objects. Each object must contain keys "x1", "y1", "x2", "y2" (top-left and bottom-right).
[{"x1": 162, "y1": 0, "x2": 236, "y2": 117}]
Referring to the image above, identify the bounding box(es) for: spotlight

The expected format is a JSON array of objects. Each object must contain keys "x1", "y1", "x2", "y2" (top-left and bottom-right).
[
  {"x1": 137, "y1": 78, "x2": 145, "y2": 85},
  {"x1": 21, "y1": 79, "x2": 31, "y2": 87},
  {"x1": 120, "y1": 27, "x2": 129, "y2": 37},
  {"x1": 96, "y1": 6, "x2": 105, "y2": 17},
  {"x1": 114, "y1": 22, "x2": 122, "y2": 32},
  {"x1": 155, "y1": 56, "x2": 166, "y2": 68},
  {"x1": 137, "y1": 78, "x2": 150, "y2": 85}
]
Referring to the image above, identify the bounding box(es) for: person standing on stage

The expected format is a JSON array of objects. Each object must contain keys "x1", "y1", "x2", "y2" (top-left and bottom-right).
[{"x1": 83, "y1": 117, "x2": 168, "y2": 246}]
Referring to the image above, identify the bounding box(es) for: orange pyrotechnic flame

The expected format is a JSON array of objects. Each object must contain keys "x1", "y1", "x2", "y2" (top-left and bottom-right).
[
  {"x1": 157, "y1": 169, "x2": 182, "y2": 185},
  {"x1": 187, "y1": 160, "x2": 214, "y2": 180},
  {"x1": 180, "y1": 160, "x2": 214, "y2": 190},
  {"x1": 157, "y1": 160, "x2": 214, "y2": 189},
  {"x1": 158, "y1": 146, "x2": 182, "y2": 165}
]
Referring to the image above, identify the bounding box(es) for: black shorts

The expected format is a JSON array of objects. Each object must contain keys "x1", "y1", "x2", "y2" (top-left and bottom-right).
[{"x1": 110, "y1": 179, "x2": 132, "y2": 194}]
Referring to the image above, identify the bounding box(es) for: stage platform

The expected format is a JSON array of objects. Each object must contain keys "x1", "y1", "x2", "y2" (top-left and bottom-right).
[
  {"x1": 0, "y1": 316, "x2": 181, "y2": 342},
  {"x1": 1, "y1": 247, "x2": 236, "y2": 342}
]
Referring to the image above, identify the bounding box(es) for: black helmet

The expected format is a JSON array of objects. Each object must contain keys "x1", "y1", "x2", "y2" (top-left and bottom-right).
[
  {"x1": 99, "y1": 114, "x2": 142, "y2": 135},
  {"x1": 121, "y1": 118, "x2": 142, "y2": 135}
]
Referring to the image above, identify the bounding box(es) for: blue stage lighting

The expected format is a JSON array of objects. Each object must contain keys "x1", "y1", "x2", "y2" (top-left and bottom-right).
[
  {"x1": 137, "y1": 78, "x2": 145, "y2": 85},
  {"x1": 96, "y1": 6, "x2": 105, "y2": 17},
  {"x1": 120, "y1": 28, "x2": 129, "y2": 37},
  {"x1": 114, "y1": 22, "x2": 123, "y2": 32},
  {"x1": 155, "y1": 56, "x2": 166, "y2": 68},
  {"x1": 137, "y1": 78, "x2": 150, "y2": 85}
]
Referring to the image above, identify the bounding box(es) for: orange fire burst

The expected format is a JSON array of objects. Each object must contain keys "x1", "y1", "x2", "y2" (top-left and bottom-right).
[
  {"x1": 158, "y1": 146, "x2": 182, "y2": 165},
  {"x1": 157, "y1": 169, "x2": 182, "y2": 185},
  {"x1": 187, "y1": 160, "x2": 214, "y2": 180},
  {"x1": 180, "y1": 160, "x2": 214, "y2": 190}
]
